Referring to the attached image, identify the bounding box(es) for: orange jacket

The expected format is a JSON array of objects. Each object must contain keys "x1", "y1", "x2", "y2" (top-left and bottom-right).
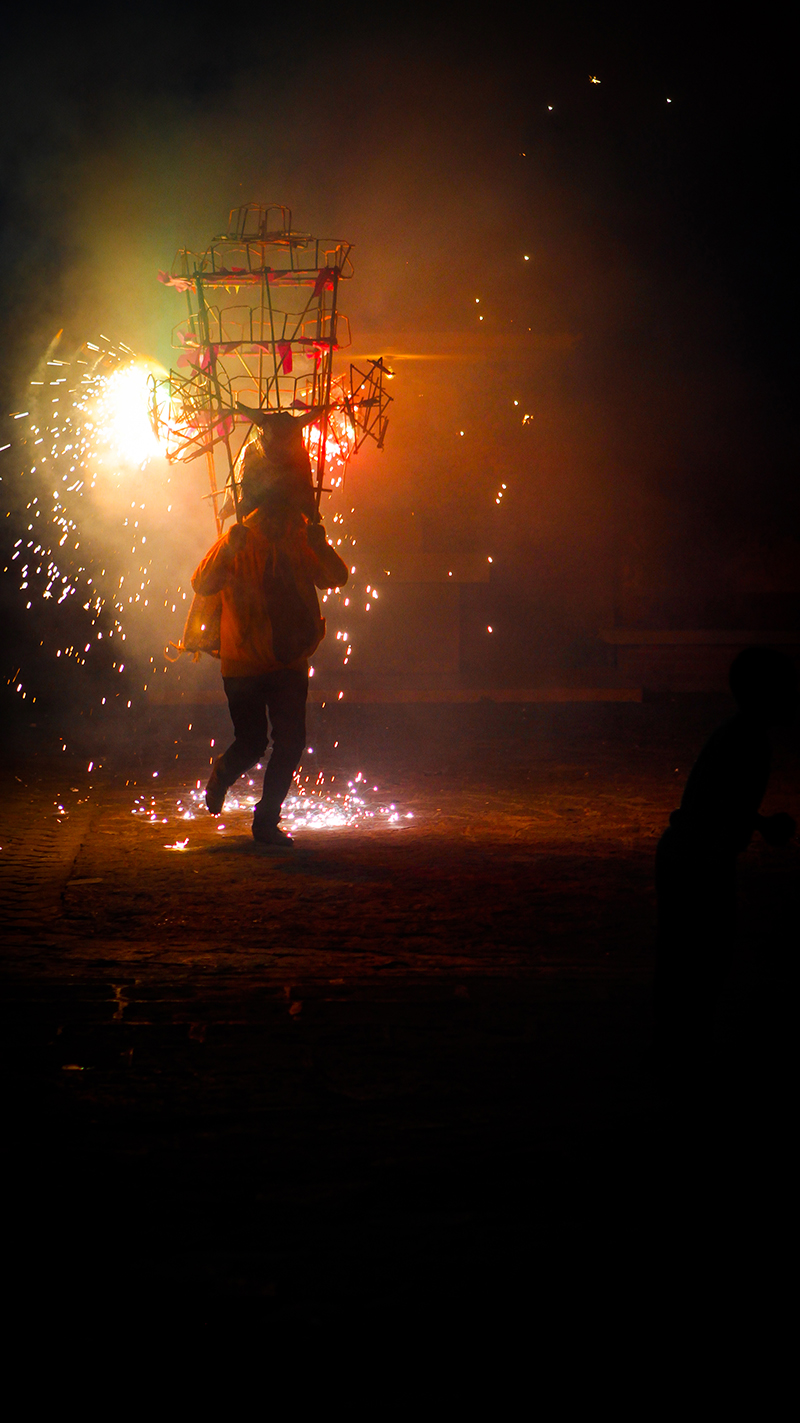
[{"x1": 192, "y1": 509, "x2": 349, "y2": 677}]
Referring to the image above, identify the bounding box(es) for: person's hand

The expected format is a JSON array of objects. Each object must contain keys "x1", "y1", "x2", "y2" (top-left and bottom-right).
[
  {"x1": 759, "y1": 811, "x2": 796, "y2": 847},
  {"x1": 306, "y1": 519, "x2": 328, "y2": 552},
  {"x1": 226, "y1": 521, "x2": 249, "y2": 553}
]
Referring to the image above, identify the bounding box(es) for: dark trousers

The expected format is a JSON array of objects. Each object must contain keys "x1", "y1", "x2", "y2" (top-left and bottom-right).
[{"x1": 218, "y1": 669, "x2": 308, "y2": 825}]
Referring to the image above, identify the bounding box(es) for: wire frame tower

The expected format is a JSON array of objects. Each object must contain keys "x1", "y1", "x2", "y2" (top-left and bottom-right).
[{"x1": 149, "y1": 204, "x2": 392, "y2": 532}]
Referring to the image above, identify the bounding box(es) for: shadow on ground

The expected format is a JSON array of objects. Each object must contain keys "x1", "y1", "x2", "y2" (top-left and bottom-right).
[{"x1": 2, "y1": 701, "x2": 797, "y2": 1336}]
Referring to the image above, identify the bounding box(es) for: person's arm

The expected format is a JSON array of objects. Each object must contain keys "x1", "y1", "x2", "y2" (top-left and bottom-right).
[
  {"x1": 191, "y1": 522, "x2": 249, "y2": 595},
  {"x1": 305, "y1": 520, "x2": 350, "y2": 589}
]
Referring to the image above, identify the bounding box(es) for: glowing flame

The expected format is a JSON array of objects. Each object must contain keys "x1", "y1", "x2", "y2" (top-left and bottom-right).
[
  {"x1": 93, "y1": 361, "x2": 164, "y2": 466},
  {"x1": 302, "y1": 402, "x2": 357, "y2": 486}
]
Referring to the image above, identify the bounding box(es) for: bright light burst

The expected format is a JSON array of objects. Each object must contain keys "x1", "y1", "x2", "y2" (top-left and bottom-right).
[
  {"x1": 2, "y1": 340, "x2": 174, "y2": 705},
  {"x1": 95, "y1": 361, "x2": 164, "y2": 466},
  {"x1": 302, "y1": 388, "x2": 357, "y2": 492}
]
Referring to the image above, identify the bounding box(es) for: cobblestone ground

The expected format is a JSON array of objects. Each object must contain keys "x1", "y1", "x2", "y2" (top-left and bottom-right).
[{"x1": 2, "y1": 702, "x2": 797, "y2": 1337}]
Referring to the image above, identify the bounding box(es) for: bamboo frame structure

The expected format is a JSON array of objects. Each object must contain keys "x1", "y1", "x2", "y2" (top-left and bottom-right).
[{"x1": 149, "y1": 205, "x2": 392, "y2": 534}]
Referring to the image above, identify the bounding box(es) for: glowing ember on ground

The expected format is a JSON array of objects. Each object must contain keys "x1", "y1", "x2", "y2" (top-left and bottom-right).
[{"x1": 132, "y1": 777, "x2": 414, "y2": 839}]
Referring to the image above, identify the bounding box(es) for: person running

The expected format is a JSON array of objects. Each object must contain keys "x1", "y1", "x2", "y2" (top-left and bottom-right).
[{"x1": 192, "y1": 451, "x2": 348, "y2": 846}]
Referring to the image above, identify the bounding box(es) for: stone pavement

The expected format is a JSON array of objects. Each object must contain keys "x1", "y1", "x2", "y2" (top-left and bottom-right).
[{"x1": 2, "y1": 701, "x2": 797, "y2": 1336}]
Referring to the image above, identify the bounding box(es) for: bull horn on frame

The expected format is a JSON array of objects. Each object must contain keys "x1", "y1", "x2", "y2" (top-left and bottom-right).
[{"x1": 235, "y1": 402, "x2": 324, "y2": 428}]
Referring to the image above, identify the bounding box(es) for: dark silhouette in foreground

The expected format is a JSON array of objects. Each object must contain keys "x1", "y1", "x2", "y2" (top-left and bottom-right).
[{"x1": 655, "y1": 646, "x2": 797, "y2": 1075}]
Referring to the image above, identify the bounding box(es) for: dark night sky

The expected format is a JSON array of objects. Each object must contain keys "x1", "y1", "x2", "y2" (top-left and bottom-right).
[{"x1": 1, "y1": 6, "x2": 796, "y2": 652}]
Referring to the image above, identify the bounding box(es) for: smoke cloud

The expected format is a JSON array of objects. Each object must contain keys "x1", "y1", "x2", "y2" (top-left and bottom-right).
[{"x1": 1, "y1": 11, "x2": 796, "y2": 729}]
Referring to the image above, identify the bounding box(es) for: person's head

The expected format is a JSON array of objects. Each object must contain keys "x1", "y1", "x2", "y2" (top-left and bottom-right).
[
  {"x1": 252, "y1": 412, "x2": 305, "y2": 459},
  {"x1": 237, "y1": 406, "x2": 315, "y2": 504},
  {"x1": 729, "y1": 645, "x2": 798, "y2": 724}
]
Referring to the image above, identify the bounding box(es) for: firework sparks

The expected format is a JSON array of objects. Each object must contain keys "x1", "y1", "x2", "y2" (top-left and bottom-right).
[
  {"x1": 1, "y1": 210, "x2": 395, "y2": 726},
  {"x1": 1, "y1": 357, "x2": 393, "y2": 844},
  {"x1": 1, "y1": 340, "x2": 174, "y2": 707},
  {"x1": 131, "y1": 774, "x2": 413, "y2": 839},
  {"x1": 3, "y1": 338, "x2": 378, "y2": 716}
]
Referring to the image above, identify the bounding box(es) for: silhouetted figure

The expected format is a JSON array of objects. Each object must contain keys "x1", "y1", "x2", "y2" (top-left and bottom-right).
[
  {"x1": 192, "y1": 436, "x2": 348, "y2": 847},
  {"x1": 654, "y1": 646, "x2": 797, "y2": 1074}
]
